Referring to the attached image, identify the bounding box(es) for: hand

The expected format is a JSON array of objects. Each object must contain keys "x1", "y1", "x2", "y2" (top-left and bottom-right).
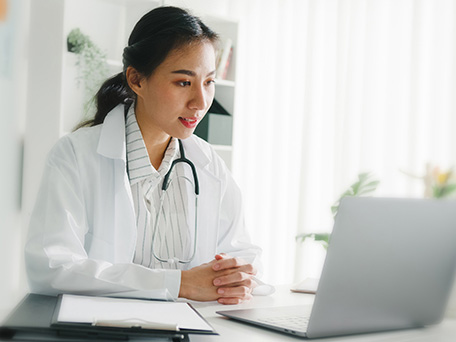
[
  {"x1": 212, "y1": 253, "x2": 258, "y2": 305},
  {"x1": 178, "y1": 260, "x2": 221, "y2": 301}
]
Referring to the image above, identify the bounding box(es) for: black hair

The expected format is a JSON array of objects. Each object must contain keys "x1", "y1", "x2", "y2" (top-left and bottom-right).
[{"x1": 77, "y1": 6, "x2": 218, "y2": 129}]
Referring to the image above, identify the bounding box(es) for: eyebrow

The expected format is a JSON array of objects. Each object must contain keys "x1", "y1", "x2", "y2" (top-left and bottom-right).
[{"x1": 171, "y1": 69, "x2": 216, "y2": 77}]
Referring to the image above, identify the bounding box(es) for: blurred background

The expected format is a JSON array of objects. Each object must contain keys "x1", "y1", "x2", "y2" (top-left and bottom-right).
[{"x1": 1, "y1": 0, "x2": 456, "y2": 318}]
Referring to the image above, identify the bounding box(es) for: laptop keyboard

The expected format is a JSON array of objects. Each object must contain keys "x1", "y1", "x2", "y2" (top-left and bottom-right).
[{"x1": 258, "y1": 314, "x2": 310, "y2": 331}]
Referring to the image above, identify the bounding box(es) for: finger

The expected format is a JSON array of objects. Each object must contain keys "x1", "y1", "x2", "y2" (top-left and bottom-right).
[
  {"x1": 213, "y1": 265, "x2": 255, "y2": 283},
  {"x1": 247, "y1": 264, "x2": 257, "y2": 276},
  {"x1": 218, "y1": 297, "x2": 242, "y2": 305},
  {"x1": 218, "y1": 277, "x2": 257, "y2": 291},
  {"x1": 214, "y1": 271, "x2": 255, "y2": 287},
  {"x1": 222, "y1": 263, "x2": 257, "y2": 276},
  {"x1": 212, "y1": 257, "x2": 245, "y2": 271},
  {"x1": 214, "y1": 253, "x2": 228, "y2": 261},
  {"x1": 217, "y1": 293, "x2": 253, "y2": 305},
  {"x1": 217, "y1": 285, "x2": 251, "y2": 297}
]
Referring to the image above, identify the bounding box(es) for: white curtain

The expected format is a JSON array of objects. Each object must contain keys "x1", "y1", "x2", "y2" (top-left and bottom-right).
[{"x1": 227, "y1": 0, "x2": 456, "y2": 285}]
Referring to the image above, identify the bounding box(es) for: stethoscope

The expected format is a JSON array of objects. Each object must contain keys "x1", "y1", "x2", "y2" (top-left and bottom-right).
[{"x1": 151, "y1": 139, "x2": 199, "y2": 265}]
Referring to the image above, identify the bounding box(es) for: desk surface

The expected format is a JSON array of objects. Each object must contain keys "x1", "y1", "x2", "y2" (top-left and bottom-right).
[
  {"x1": 189, "y1": 284, "x2": 456, "y2": 342},
  {"x1": 2, "y1": 286, "x2": 455, "y2": 342}
]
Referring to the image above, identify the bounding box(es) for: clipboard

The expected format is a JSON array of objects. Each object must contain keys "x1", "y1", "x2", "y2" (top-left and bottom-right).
[
  {"x1": 0, "y1": 293, "x2": 217, "y2": 341},
  {"x1": 51, "y1": 294, "x2": 216, "y2": 335}
]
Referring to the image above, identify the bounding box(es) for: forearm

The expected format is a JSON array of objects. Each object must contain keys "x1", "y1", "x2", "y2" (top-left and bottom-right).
[{"x1": 25, "y1": 245, "x2": 181, "y2": 300}]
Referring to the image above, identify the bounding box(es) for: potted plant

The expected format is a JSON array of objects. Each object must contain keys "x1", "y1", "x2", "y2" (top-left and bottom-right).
[
  {"x1": 67, "y1": 28, "x2": 109, "y2": 118},
  {"x1": 291, "y1": 173, "x2": 380, "y2": 293},
  {"x1": 296, "y1": 172, "x2": 380, "y2": 249}
]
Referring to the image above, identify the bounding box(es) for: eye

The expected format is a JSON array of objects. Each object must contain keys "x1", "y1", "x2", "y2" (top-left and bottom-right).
[
  {"x1": 177, "y1": 81, "x2": 191, "y2": 87},
  {"x1": 206, "y1": 79, "x2": 216, "y2": 86}
]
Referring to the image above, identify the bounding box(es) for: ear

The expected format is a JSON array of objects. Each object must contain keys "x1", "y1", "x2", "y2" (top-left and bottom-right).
[{"x1": 126, "y1": 66, "x2": 145, "y2": 98}]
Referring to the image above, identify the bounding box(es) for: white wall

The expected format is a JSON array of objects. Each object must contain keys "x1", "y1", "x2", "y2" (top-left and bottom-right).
[{"x1": 0, "y1": 0, "x2": 30, "y2": 320}]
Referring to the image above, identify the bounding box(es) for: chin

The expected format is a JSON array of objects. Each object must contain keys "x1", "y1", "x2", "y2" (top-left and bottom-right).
[{"x1": 172, "y1": 130, "x2": 195, "y2": 140}]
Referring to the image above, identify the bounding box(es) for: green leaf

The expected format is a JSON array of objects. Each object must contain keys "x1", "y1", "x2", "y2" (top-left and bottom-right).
[
  {"x1": 297, "y1": 172, "x2": 379, "y2": 249},
  {"x1": 434, "y1": 184, "x2": 456, "y2": 198},
  {"x1": 331, "y1": 172, "x2": 379, "y2": 217},
  {"x1": 296, "y1": 233, "x2": 330, "y2": 250}
]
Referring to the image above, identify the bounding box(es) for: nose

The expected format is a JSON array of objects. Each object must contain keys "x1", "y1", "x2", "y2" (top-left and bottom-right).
[{"x1": 188, "y1": 84, "x2": 210, "y2": 111}]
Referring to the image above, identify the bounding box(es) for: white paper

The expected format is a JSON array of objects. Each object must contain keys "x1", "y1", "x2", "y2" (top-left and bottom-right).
[
  {"x1": 290, "y1": 277, "x2": 319, "y2": 294},
  {"x1": 57, "y1": 294, "x2": 212, "y2": 331}
]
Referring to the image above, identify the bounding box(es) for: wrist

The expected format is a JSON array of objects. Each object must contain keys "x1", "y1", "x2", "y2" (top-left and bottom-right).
[{"x1": 179, "y1": 270, "x2": 190, "y2": 299}]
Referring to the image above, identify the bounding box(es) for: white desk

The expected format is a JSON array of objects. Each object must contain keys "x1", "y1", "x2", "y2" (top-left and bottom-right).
[
  {"x1": 1, "y1": 286, "x2": 455, "y2": 341},
  {"x1": 189, "y1": 285, "x2": 456, "y2": 342}
]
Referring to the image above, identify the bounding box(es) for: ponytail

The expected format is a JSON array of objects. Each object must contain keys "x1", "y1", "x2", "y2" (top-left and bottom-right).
[
  {"x1": 93, "y1": 72, "x2": 134, "y2": 125},
  {"x1": 74, "y1": 72, "x2": 134, "y2": 130}
]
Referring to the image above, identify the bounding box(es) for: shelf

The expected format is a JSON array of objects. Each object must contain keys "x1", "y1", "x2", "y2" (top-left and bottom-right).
[{"x1": 213, "y1": 144, "x2": 233, "y2": 151}]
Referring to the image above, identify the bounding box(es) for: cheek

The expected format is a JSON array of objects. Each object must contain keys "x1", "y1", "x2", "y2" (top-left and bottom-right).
[
  {"x1": 149, "y1": 86, "x2": 175, "y2": 102},
  {"x1": 205, "y1": 88, "x2": 215, "y2": 108},
  {"x1": 209, "y1": 87, "x2": 216, "y2": 99},
  {"x1": 144, "y1": 87, "x2": 178, "y2": 112},
  {"x1": 160, "y1": 88, "x2": 189, "y2": 111}
]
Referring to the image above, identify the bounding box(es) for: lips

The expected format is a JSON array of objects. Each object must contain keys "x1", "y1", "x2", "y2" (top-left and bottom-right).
[{"x1": 179, "y1": 117, "x2": 199, "y2": 129}]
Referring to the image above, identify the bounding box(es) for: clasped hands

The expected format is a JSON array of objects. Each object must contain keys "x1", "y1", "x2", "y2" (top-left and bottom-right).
[{"x1": 179, "y1": 253, "x2": 257, "y2": 304}]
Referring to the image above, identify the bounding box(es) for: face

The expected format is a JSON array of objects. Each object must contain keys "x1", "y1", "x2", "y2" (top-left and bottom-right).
[{"x1": 131, "y1": 41, "x2": 216, "y2": 141}]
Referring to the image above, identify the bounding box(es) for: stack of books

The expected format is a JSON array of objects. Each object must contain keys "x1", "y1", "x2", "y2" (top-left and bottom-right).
[{"x1": 215, "y1": 38, "x2": 233, "y2": 80}]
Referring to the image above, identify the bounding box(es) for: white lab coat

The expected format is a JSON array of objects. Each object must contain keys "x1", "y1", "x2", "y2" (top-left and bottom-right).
[{"x1": 25, "y1": 104, "x2": 262, "y2": 300}]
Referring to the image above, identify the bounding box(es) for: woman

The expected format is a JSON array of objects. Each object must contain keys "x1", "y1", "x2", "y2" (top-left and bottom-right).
[{"x1": 25, "y1": 6, "x2": 264, "y2": 305}]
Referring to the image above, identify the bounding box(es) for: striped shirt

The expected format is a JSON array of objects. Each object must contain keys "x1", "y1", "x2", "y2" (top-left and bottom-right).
[{"x1": 126, "y1": 106, "x2": 194, "y2": 270}]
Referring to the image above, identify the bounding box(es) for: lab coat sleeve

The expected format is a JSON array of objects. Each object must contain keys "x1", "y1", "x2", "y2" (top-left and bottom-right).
[
  {"x1": 214, "y1": 153, "x2": 275, "y2": 296},
  {"x1": 25, "y1": 137, "x2": 181, "y2": 300},
  {"x1": 216, "y1": 163, "x2": 263, "y2": 275}
]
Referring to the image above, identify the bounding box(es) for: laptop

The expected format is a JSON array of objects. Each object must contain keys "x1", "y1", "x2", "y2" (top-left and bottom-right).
[{"x1": 217, "y1": 197, "x2": 456, "y2": 338}]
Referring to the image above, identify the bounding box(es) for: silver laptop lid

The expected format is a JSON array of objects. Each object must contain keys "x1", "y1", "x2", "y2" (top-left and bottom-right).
[{"x1": 307, "y1": 197, "x2": 456, "y2": 338}]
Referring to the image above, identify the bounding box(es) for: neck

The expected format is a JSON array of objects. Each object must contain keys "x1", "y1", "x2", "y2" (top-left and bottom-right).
[
  {"x1": 134, "y1": 103, "x2": 171, "y2": 170},
  {"x1": 145, "y1": 136, "x2": 172, "y2": 170}
]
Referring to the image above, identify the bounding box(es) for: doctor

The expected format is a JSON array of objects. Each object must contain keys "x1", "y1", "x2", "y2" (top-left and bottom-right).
[{"x1": 25, "y1": 6, "x2": 262, "y2": 305}]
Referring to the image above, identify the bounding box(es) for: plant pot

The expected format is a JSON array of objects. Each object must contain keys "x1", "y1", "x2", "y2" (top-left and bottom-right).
[{"x1": 67, "y1": 40, "x2": 76, "y2": 53}]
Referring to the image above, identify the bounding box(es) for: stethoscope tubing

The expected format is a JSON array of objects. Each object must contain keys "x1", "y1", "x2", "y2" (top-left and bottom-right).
[
  {"x1": 162, "y1": 140, "x2": 199, "y2": 195},
  {"x1": 151, "y1": 139, "x2": 199, "y2": 265}
]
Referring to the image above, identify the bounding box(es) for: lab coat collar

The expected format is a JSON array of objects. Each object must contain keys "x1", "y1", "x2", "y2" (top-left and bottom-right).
[
  {"x1": 181, "y1": 135, "x2": 211, "y2": 170},
  {"x1": 97, "y1": 104, "x2": 127, "y2": 161},
  {"x1": 97, "y1": 104, "x2": 212, "y2": 171}
]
